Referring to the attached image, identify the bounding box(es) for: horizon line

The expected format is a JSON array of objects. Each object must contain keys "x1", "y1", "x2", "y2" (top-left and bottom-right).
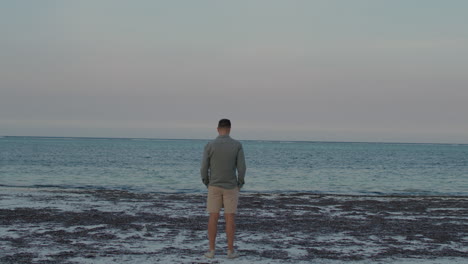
[{"x1": 1, "y1": 135, "x2": 467, "y2": 146}]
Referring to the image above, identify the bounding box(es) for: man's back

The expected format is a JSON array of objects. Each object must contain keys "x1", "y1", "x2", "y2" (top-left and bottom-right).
[{"x1": 201, "y1": 135, "x2": 246, "y2": 190}]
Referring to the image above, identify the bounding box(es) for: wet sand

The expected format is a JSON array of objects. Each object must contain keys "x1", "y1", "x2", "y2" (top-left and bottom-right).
[{"x1": 1, "y1": 188, "x2": 467, "y2": 263}]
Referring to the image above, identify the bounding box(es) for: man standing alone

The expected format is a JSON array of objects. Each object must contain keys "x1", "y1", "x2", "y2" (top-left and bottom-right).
[{"x1": 200, "y1": 119, "x2": 246, "y2": 259}]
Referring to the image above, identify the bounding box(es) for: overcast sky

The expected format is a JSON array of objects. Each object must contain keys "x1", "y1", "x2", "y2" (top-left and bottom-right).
[{"x1": 1, "y1": 1, "x2": 467, "y2": 143}]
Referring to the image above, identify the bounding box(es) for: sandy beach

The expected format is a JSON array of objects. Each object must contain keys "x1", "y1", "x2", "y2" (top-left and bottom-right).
[{"x1": 0, "y1": 187, "x2": 467, "y2": 263}]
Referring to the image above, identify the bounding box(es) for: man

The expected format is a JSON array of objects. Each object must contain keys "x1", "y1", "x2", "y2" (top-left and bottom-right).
[{"x1": 200, "y1": 119, "x2": 246, "y2": 259}]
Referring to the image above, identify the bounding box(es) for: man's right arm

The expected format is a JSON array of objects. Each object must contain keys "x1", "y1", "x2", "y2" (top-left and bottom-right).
[
  {"x1": 200, "y1": 143, "x2": 210, "y2": 187},
  {"x1": 236, "y1": 145, "x2": 246, "y2": 189}
]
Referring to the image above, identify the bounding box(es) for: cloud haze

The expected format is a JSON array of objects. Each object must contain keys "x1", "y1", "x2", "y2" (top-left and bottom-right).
[{"x1": 1, "y1": 1, "x2": 467, "y2": 143}]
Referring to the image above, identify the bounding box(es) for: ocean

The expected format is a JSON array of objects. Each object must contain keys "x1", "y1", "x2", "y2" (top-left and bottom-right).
[
  {"x1": 1, "y1": 136, "x2": 468, "y2": 263},
  {"x1": 1, "y1": 136, "x2": 467, "y2": 196}
]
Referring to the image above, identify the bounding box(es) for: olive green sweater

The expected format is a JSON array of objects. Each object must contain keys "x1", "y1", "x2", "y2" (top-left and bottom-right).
[{"x1": 200, "y1": 135, "x2": 246, "y2": 189}]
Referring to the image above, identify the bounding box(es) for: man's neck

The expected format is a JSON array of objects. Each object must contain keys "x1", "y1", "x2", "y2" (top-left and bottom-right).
[{"x1": 217, "y1": 128, "x2": 231, "y2": 136}]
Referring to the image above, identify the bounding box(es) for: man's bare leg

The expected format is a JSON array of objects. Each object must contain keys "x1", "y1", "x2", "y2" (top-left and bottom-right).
[
  {"x1": 225, "y1": 213, "x2": 236, "y2": 251},
  {"x1": 208, "y1": 213, "x2": 220, "y2": 251}
]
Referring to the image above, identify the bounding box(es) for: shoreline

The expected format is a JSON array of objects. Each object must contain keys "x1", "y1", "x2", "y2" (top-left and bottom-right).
[
  {"x1": 2, "y1": 185, "x2": 467, "y2": 199},
  {"x1": 1, "y1": 188, "x2": 467, "y2": 263}
]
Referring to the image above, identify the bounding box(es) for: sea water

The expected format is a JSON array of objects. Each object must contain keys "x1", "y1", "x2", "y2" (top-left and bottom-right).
[{"x1": 0, "y1": 136, "x2": 467, "y2": 196}]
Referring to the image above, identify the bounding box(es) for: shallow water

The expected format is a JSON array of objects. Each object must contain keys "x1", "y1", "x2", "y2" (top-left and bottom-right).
[{"x1": 1, "y1": 136, "x2": 467, "y2": 196}]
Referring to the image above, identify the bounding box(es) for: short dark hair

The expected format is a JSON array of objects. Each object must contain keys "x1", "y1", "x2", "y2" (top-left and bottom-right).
[{"x1": 218, "y1": 119, "x2": 231, "y2": 128}]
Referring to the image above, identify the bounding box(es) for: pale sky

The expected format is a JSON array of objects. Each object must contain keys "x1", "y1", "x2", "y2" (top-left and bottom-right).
[{"x1": 1, "y1": 1, "x2": 467, "y2": 143}]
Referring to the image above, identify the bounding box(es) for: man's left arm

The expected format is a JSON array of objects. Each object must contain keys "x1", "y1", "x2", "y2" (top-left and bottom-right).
[{"x1": 200, "y1": 144, "x2": 211, "y2": 187}]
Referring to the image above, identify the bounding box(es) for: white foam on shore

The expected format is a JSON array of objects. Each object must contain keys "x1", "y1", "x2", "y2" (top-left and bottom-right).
[{"x1": 1, "y1": 187, "x2": 467, "y2": 264}]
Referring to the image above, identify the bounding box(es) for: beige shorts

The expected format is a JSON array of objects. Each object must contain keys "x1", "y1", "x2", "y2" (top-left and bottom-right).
[{"x1": 206, "y1": 185, "x2": 239, "y2": 214}]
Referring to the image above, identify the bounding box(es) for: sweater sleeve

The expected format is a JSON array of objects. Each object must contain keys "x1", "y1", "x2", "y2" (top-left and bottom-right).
[
  {"x1": 200, "y1": 143, "x2": 211, "y2": 187},
  {"x1": 236, "y1": 145, "x2": 246, "y2": 189}
]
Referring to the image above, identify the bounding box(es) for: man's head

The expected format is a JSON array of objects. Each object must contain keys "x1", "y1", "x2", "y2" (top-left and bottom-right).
[{"x1": 217, "y1": 119, "x2": 231, "y2": 135}]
